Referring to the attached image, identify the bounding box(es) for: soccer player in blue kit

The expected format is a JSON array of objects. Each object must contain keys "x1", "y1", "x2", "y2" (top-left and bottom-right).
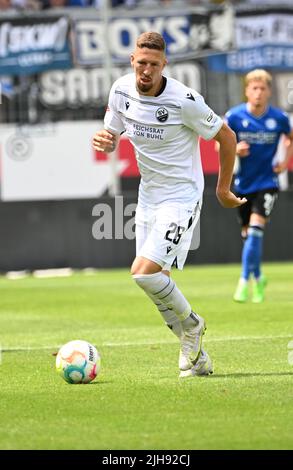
[{"x1": 226, "y1": 69, "x2": 293, "y2": 303}]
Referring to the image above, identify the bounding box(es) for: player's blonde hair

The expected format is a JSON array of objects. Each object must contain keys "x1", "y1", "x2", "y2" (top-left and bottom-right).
[
  {"x1": 245, "y1": 69, "x2": 272, "y2": 87},
  {"x1": 136, "y1": 32, "x2": 166, "y2": 52}
]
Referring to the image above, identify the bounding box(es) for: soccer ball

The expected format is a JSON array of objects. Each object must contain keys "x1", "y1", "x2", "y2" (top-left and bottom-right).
[{"x1": 56, "y1": 340, "x2": 101, "y2": 384}]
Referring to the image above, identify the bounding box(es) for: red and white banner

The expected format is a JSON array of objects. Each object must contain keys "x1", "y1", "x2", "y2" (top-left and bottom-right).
[
  {"x1": 0, "y1": 121, "x2": 116, "y2": 201},
  {"x1": 0, "y1": 120, "x2": 225, "y2": 201}
]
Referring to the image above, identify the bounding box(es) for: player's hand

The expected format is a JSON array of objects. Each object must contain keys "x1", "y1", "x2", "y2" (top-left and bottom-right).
[
  {"x1": 273, "y1": 161, "x2": 288, "y2": 174},
  {"x1": 93, "y1": 130, "x2": 117, "y2": 153},
  {"x1": 236, "y1": 141, "x2": 250, "y2": 157},
  {"x1": 216, "y1": 189, "x2": 247, "y2": 208}
]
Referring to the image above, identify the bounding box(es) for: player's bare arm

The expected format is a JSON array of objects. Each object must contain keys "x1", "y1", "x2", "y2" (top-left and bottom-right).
[
  {"x1": 214, "y1": 122, "x2": 247, "y2": 208},
  {"x1": 215, "y1": 137, "x2": 249, "y2": 157},
  {"x1": 273, "y1": 131, "x2": 293, "y2": 173},
  {"x1": 93, "y1": 129, "x2": 118, "y2": 153}
]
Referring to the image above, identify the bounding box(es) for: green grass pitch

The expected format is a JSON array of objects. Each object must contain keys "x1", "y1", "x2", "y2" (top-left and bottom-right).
[{"x1": 0, "y1": 263, "x2": 292, "y2": 450}]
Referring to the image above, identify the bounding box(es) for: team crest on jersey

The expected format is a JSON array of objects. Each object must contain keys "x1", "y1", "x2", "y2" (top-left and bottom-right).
[
  {"x1": 265, "y1": 118, "x2": 277, "y2": 130},
  {"x1": 156, "y1": 107, "x2": 169, "y2": 122},
  {"x1": 242, "y1": 119, "x2": 249, "y2": 128}
]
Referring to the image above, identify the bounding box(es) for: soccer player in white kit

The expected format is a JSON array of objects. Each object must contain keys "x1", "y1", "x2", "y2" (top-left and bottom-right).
[{"x1": 93, "y1": 32, "x2": 246, "y2": 378}]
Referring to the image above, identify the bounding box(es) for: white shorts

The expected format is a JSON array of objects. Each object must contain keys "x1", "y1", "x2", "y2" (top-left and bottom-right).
[{"x1": 135, "y1": 200, "x2": 201, "y2": 271}]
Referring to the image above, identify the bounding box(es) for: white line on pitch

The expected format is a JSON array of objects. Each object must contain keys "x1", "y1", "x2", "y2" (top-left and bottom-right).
[
  {"x1": 103, "y1": 334, "x2": 293, "y2": 347},
  {"x1": 2, "y1": 334, "x2": 292, "y2": 352},
  {"x1": 1, "y1": 346, "x2": 59, "y2": 352}
]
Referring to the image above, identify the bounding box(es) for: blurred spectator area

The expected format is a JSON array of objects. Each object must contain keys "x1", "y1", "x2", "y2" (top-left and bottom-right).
[
  {"x1": 0, "y1": 0, "x2": 233, "y2": 11},
  {"x1": 1, "y1": 1, "x2": 293, "y2": 125}
]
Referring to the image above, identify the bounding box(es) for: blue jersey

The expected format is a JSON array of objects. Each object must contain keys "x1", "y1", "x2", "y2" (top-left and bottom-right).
[{"x1": 226, "y1": 103, "x2": 291, "y2": 194}]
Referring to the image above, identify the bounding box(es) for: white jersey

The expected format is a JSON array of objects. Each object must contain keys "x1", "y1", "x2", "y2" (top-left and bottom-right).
[{"x1": 104, "y1": 73, "x2": 223, "y2": 205}]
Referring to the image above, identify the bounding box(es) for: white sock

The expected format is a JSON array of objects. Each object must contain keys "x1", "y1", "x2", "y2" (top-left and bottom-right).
[
  {"x1": 146, "y1": 293, "x2": 183, "y2": 339},
  {"x1": 133, "y1": 272, "x2": 192, "y2": 322}
]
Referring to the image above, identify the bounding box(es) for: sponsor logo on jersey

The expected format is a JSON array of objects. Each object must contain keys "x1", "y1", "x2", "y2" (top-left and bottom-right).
[
  {"x1": 238, "y1": 131, "x2": 277, "y2": 144},
  {"x1": 167, "y1": 246, "x2": 172, "y2": 254},
  {"x1": 156, "y1": 107, "x2": 169, "y2": 122},
  {"x1": 265, "y1": 118, "x2": 277, "y2": 130},
  {"x1": 186, "y1": 92, "x2": 195, "y2": 101},
  {"x1": 125, "y1": 101, "x2": 130, "y2": 110}
]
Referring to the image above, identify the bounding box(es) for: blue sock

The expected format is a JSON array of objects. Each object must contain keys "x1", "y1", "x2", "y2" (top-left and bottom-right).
[{"x1": 241, "y1": 225, "x2": 264, "y2": 281}]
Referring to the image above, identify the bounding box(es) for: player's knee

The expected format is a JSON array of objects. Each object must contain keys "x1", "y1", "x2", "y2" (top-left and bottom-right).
[
  {"x1": 241, "y1": 229, "x2": 248, "y2": 242},
  {"x1": 130, "y1": 257, "x2": 162, "y2": 276},
  {"x1": 130, "y1": 257, "x2": 146, "y2": 275},
  {"x1": 132, "y1": 273, "x2": 148, "y2": 290},
  {"x1": 132, "y1": 273, "x2": 160, "y2": 294},
  {"x1": 132, "y1": 271, "x2": 164, "y2": 293},
  {"x1": 130, "y1": 263, "x2": 146, "y2": 276},
  {"x1": 248, "y1": 224, "x2": 264, "y2": 237}
]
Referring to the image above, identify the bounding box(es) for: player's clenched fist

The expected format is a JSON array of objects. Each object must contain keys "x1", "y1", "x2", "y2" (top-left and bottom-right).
[
  {"x1": 216, "y1": 189, "x2": 247, "y2": 208},
  {"x1": 93, "y1": 130, "x2": 117, "y2": 153}
]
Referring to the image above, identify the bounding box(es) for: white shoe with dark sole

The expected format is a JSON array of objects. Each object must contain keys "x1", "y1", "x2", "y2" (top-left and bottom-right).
[
  {"x1": 179, "y1": 314, "x2": 206, "y2": 371},
  {"x1": 179, "y1": 349, "x2": 213, "y2": 378}
]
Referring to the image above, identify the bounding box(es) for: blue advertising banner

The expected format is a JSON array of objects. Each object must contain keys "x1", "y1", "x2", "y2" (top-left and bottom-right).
[
  {"x1": 0, "y1": 16, "x2": 72, "y2": 76},
  {"x1": 73, "y1": 6, "x2": 233, "y2": 66},
  {"x1": 207, "y1": 7, "x2": 293, "y2": 72},
  {"x1": 208, "y1": 46, "x2": 293, "y2": 73}
]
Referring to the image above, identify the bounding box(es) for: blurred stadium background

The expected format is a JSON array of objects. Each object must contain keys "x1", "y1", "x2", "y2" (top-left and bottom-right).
[{"x1": 0, "y1": 0, "x2": 292, "y2": 272}]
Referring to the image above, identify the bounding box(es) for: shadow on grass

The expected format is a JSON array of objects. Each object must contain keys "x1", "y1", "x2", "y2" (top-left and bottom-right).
[
  {"x1": 209, "y1": 372, "x2": 293, "y2": 378},
  {"x1": 60, "y1": 380, "x2": 111, "y2": 386},
  {"x1": 89, "y1": 380, "x2": 111, "y2": 385}
]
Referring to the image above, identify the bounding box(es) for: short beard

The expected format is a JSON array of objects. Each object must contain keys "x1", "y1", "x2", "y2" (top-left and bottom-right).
[{"x1": 137, "y1": 81, "x2": 152, "y2": 94}]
